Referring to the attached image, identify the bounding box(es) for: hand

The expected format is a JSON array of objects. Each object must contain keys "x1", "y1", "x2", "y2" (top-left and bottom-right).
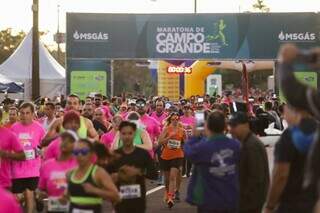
[
  {"x1": 82, "y1": 183, "x2": 97, "y2": 194},
  {"x1": 262, "y1": 208, "x2": 273, "y2": 213},
  {"x1": 278, "y1": 43, "x2": 299, "y2": 63}
]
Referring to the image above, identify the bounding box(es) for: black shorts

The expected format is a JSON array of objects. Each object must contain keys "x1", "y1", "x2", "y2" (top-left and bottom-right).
[
  {"x1": 12, "y1": 177, "x2": 39, "y2": 193},
  {"x1": 160, "y1": 158, "x2": 183, "y2": 171}
]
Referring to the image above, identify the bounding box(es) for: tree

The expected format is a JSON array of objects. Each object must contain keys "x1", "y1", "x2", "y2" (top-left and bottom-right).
[
  {"x1": 0, "y1": 28, "x2": 26, "y2": 64},
  {"x1": 252, "y1": 0, "x2": 270, "y2": 12}
]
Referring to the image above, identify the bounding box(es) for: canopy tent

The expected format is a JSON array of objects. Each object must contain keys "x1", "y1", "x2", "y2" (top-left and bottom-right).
[{"x1": 0, "y1": 30, "x2": 65, "y2": 99}]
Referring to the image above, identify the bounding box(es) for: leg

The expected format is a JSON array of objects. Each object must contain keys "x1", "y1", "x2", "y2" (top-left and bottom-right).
[
  {"x1": 186, "y1": 160, "x2": 192, "y2": 177},
  {"x1": 164, "y1": 171, "x2": 170, "y2": 191},
  {"x1": 25, "y1": 189, "x2": 35, "y2": 213},
  {"x1": 168, "y1": 168, "x2": 179, "y2": 196}
]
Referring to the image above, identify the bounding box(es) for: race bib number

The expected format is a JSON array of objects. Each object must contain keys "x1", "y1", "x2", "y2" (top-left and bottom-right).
[
  {"x1": 48, "y1": 197, "x2": 69, "y2": 212},
  {"x1": 72, "y1": 209, "x2": 94, "y2": 213},
  {"x1": 119, "y1": 184, "x2": 141, "y2": 199},
  {"x1": 168, "y1": 140, "x2": 181, "y2": 149},
  {"x1": 24, "y1": 149, "x2": 35, "y2": 160}
]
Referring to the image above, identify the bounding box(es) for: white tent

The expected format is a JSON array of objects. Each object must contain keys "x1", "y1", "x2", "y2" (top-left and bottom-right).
[{"x1": 0, "y1": 30, "x2": 66, "y2": 99}]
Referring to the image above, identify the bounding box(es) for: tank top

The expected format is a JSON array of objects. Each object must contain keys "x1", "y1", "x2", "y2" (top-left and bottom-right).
[
  {"x1": 117, "y1": 128, "x2": 143, "y2": 148},
  {"x1": 68, "y1": 164, "x2": 102, "y2": 213},
  {"x1": 161, "y1": 126, "x2": 185, "y2": 160},
  {"x1": 60, "y1": 116, "x2": 87, "y2": 139}
]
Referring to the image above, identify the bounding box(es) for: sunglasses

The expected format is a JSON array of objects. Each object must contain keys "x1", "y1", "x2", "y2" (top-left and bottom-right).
[{"x1": 72, "y1": 148, "x2": 91, "y2": 156}]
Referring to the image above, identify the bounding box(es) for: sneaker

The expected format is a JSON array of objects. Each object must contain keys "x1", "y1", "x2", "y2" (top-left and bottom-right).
[
  {"x1": 167, "y1": 198, "x2": 174, "y2": 209},
  {"x1": 174, "y1": 191, "x2": 180, "y2": 202}
]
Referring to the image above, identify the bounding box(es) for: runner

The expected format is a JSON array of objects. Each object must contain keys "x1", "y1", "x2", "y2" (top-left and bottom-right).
[
  {"x1": 158, "y1": 112, "x2": 186, "y2": 208},
  {"x1": 81, "y1": 103, "x2": 94, "y2": 121},
  {"x1": 0, "y1": 186, "x2": 22, "y2": 213},
  {"x1": 180, "y1": 104, "x2": 195, "y2": 177},
  {"x1": 4, "y1": 106, "x2": 19, "y2": 128},
  {"x1": 101, "y1": 115, "x2": 123, "y2": 149},
  {"x1": 110, "y1": 121, "x2": 158, "y2": 213},
  {"x1": 11, "y1": 102, "x2": 46, "y2": 213},
  {"x1": 41, "y1": 102, "x2": 56, "y2": 131},
  {"x1": 62, "y1": 138, "x2": 120, "y2": 213},
  {"x1": 112, "y1": 112, "x2": 152, "y2": 152},
  {"x1": 0, "y1": 108, "x2": 25, "y2": 190},
  {"x1": 38, "y1": 130, "x2": 78, "y2": 213},
  {"x1": 136, "y1": 98, "x2": 161, "y2": 147},
  {"x1": 150, "y1": 99, "x2": 167, "y2": 130},
  {"x1": 93, "y1": 107, "x2": 112, "y2": 136},
  {"x1": 44, "y1": 111, "x2": 82, "y2": 161},
  {"x1": 43, "y1": 94, "x2": 98, "y2": 146}
]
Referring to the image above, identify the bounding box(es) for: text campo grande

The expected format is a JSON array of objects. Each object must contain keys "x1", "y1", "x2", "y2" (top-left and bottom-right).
[{"x1": 156, "y1": 27, "x2": 213, "y2": 54}]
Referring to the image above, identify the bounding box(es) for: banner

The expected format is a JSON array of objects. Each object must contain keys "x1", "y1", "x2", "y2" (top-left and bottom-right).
[
  {"x1": 206, "y1": 74, "x2": 222, "y2": 96},
  {"x1": 67, "y1": 13, "x2": 320, "y2": 60},
  {"x1": 70, "y1": 71, "x2": 107, "y2": 99}
]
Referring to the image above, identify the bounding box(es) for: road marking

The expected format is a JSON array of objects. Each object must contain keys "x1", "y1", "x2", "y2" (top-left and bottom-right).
[{"x1": 146, "y1": 185, "x2": 165, "y2": 196}]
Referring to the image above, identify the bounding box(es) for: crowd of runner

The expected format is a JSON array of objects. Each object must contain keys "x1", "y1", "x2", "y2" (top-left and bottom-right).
[{"x1": 1, "y1": 44, "x2": 320, "y2": 213}]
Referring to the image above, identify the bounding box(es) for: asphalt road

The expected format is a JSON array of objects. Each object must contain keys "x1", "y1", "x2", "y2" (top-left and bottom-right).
[{"x1": 143, "y1": 136, "x2": 278, "y2": 213}]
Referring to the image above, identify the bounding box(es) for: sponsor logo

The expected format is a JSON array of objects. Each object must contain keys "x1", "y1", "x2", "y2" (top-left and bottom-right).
[
  {"x1": 278, "y1": 31, "x2": 316, "y2": 42},
  {"x1": 156, "y1": 19, "x2": 228, "y2": 54},
  {"x1": 73, "y1": 30, "x2": 109, "y2": 42}
]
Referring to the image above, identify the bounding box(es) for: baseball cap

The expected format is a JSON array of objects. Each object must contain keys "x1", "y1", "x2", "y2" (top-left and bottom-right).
[{"x1": 228, "y1": 112, "x2": 249, "y2": 127}]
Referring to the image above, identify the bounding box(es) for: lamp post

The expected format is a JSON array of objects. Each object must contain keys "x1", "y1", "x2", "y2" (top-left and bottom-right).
[{"x1": 32, "y1": 0, "x2": 40, "y2": 100}]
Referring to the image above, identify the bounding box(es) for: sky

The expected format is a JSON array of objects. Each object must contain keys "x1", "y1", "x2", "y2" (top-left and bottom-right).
[{"x1": 1, "y1": 0, "x2": 320, "y2": 47}]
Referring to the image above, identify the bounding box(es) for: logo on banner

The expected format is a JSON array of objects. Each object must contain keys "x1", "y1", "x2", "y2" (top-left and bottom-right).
[
  {"x1": 278, "y1": 31, "x2": 316, "y2": 42},
  {"x1": 156, "y1": 19, "x2": 228, "y2": 54},
  {"x1": 73, "y1": 31, "x2": 109, "y2": 42}
]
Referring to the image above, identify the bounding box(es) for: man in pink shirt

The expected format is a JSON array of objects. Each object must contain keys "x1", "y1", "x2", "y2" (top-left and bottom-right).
[
  {"x1": 136, "y1": 98, "x2": 161, "y2": 144},
  {"x1": 0, "y1": 186, "x2": 22, "y2": 213},
  {"x1": 150, "y1": 99, "x2": 168, "y2": 131},
  {"x1": 0, "y1": 109, "x2": 25, "y2": 190},
  {"x1": 11, "y1": 103, "x2": 46, "y2": 213}
]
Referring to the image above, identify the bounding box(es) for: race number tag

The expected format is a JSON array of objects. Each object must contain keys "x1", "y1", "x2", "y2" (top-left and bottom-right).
[
  {"x1": 119, "y1": 184, "x2": 141, "y2": 199},
  {"x1": 48, "y1": 197, "x2": 69, "y2": 212},
  {"x1": 72, "y1": 209, "x2": 94, "y2": 213},
  {"x1": 24, "y1": 149, "x2": 35, "y2": 160},
  {"x1": 168, "y1": 140, "x2": 181, "y2": 149}
]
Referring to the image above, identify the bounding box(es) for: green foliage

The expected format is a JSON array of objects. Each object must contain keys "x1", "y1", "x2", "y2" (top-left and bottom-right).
[
  {"x1": 252, "y1": 0, "x2": 270, "y2": 12},
  {"x1": 0, "y1": 28, "x2": 26, "y2": 64}
]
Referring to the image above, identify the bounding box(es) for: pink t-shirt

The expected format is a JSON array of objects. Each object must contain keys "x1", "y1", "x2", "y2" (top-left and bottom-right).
[
  {"x1": 11, "y1": 121, "x2": 45, "y2": 179},
  {"x1": 39, "y1": 158, "x2": 77, "y2": 197},
  {"x1": 140, "y1": 114, "x2": 161, "y2": 143},
  {"x1": 180, "y1": 115, "x2": 195, "y2": 138},
  {"x1": 101, "y1": 130, "x2": 116, "y2": 149},
  {"x1": 44, "y1": 138, "x2": 61, "y2": 161},
  {"x1": 150, "y1": 112, "x2": 168, "y2": 130},
  {"x1": 119, "y1": 111, "x2": 128, "y2": 119},
  {"x1": 0, "y1": 128, "x2": 23, "y2": 188},
  {"x1": 0, "y1": 187, "x2": 22, "y2": 213}
]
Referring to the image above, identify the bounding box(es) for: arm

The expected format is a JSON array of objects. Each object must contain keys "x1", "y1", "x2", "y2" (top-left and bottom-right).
[
  {"x1": 0, "y1": 151, "x2": 25, "y2": 161},
  {"x1": 41, "y1": 119, "x2": 62, "y2": 147},
  {"x1": 264, "y1": 163, "x2": 290, "y2": 211},
  {"x1": 112, "y1": 132, "x2": 120, "y2": 150},
  {"x1": 135, "y1": 130, "x2": 152, "y2": 151},
  {"x1": 278, "y1": 44, "x2": 320, "y2": 116},
  {"x1": 83, "y1": 167, "x2": 120, "y2": 204},
  {"x1": 85, "y1": 118, "x2": 99, "y2": 140},
  {"x1": 158, "y1": 128, "x2": 169, "y2": 145}
]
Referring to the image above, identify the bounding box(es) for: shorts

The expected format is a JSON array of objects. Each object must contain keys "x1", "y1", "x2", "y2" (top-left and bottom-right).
[
  {"x1": 12, "y1": 177, "x2": 39, "y2": 193},
  {"x1": 160, "y1": 158, "x2": 183, "y2": 171}
]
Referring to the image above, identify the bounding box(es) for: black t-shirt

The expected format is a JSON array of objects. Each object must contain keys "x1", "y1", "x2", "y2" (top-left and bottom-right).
[
  {"x1": 111, "y1": 147, "x2": 157, "y2": 213},
  {"x1": 92, "y1": 120, "x2": 109, "y2": 134},
  {"x1": 274, "y1": 118, "x2": 317, "y2": 204}
]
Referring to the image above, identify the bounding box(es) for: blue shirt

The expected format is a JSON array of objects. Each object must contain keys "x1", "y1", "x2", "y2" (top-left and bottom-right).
[{"x1": 184, "y1": 135, "x2": 240, "y2": 211}]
